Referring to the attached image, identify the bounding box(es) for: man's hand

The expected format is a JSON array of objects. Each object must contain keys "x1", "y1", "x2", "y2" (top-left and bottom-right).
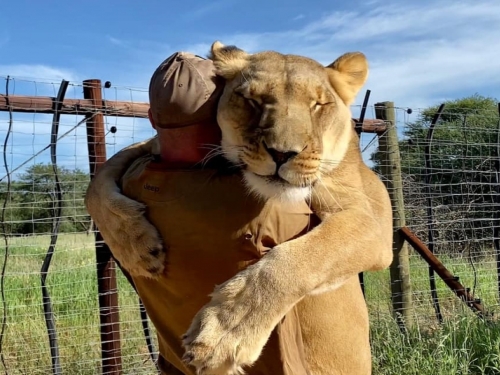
[{"x1": 85, "y1": 138, "x2": 167, "y2": 278}]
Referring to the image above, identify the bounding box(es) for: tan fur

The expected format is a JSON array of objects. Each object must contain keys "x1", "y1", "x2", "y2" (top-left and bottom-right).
[
  {"x1": 84, "y1": 42, "x2": 393, "y2": 375},
  {"x1": 84, "y1": 137, "x2": 167, "y2": 278},
  {"x1": 209, "y1": 42, "x2": 249, "y2": 80},
  {"x1": 181, "y1": 42, "x2": 393, "y2": 375}
]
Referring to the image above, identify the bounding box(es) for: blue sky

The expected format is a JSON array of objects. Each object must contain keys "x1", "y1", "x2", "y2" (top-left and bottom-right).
[{"x1": 1, "y1": 0, "x2": 499, "y2": 178}]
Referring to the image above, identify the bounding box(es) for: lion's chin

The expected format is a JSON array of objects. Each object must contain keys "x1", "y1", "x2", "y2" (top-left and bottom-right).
[{"x1": 242, "y1": 171, "x2": 311, "y2": 203}]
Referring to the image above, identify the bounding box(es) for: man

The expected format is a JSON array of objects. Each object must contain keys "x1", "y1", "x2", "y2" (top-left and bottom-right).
[{"x1": 86, "y1": 52, "x2": 316, "y2": 375}]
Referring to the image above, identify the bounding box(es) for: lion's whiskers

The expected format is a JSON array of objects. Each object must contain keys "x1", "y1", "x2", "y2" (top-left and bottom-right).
[
  {"x1": 305, "y1": 179, "x2": 316, "y2": 233},
  {"x1": 316, "y1": 178, "x2": 343, "y2": 211},
  {"x1": 198, "y1": 144, "x2": 244, "y2": 167},
  {"x1": 198, "y1": 149, "x2": 225, "y2": 167},
  {"x1": 317, "y1": 166, "x2": 379, "y2": 206},
  {"x1": 320, "y1": 158, "x2": 359, "y2": 166}
]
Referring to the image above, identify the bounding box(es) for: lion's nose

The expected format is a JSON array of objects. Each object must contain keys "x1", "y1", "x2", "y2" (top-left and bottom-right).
[{"x1": 265, "y1": 145, "x2": 298, "y2": 168}]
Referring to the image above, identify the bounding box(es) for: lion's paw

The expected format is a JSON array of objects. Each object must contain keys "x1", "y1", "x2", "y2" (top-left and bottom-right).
[
  {"x1": 96, "y1": 199, "x2": 167, "y2": 279},
  {"x1": 119, "y1": 216, "x2": 166, "y2": 278},
  {"x1": 181, "y1": 271, "x2": 274, "y2": 375}
]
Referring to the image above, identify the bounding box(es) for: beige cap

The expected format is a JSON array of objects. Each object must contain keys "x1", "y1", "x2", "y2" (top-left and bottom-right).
[{"x1": 148, "y1": 52, "x2": 222, "y2": 128}]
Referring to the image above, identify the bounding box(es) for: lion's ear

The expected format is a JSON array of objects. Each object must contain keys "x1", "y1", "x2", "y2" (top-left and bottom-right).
[
  {"x1": 208, "y1": 41, "x2": 249, "y2": 80},
  {"x1": 326, "y1": 52, "x2": 368, "y2": 105}
]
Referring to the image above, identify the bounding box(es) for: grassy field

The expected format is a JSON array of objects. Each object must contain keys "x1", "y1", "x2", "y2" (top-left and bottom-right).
[
  {"x1": 0, "y1": 233, "x2": 499, "y2": 374},
  {"x1": 0, "y1": 233, "x2": 156, "y2": 374},
  {"x1": 365, "y1": 250, "x2": 500, "y2": 374}
]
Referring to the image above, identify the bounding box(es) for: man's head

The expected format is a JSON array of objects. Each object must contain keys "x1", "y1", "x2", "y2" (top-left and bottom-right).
[
  {"x1": 148, "y1": 52, "x2": 224, "y2": 164},
  {"x1": 148, "y1": 52, "x2": 222, "y2": 130}
]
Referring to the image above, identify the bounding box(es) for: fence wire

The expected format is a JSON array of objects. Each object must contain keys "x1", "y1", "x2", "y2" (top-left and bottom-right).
[
  {"x1": 0, "y1": 76, "x2": 157, "y2": 375},
  {"x1": 360, "y1": 103, "x2": 500, "y2": 329},
  {"x1": 1, "y1": 76, "x2": 499, "y2": 374}
]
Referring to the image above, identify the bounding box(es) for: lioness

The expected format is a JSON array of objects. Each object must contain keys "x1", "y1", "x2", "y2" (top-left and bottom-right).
[
  {"x1": 86, "y1": 42, "x2": 393, "y2": 375},
  {"x1": 180, "y1": 42, "x2": 393, "y2": 374}
]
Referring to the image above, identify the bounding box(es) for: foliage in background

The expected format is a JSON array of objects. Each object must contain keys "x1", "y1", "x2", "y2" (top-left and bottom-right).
[
  {"x1": 0, "y1": 163, "x2": 91, "y2": 235},
  {"x1": 371, "y1": 95, "x2": 500, "y2": 258}
]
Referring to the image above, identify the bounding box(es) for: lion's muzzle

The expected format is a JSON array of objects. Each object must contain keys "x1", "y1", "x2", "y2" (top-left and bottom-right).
[{"x1": 263, "y1": 142, "x2": 299, "y2": 170}]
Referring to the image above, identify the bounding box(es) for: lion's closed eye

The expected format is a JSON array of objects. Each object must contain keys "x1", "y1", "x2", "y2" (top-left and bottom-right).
[
  {"x1": 234, "y1": 91, "x2": 261, "y2": 109},
  {"x1": 311, "y1": 101, "x2": 333, "y2": 112},
  {"x1": 247, "y1": 98, "x2": 260, "y2": 109}
]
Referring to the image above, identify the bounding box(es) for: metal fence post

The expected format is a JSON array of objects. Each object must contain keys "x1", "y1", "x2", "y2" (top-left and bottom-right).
[{"x1": 83, "y1": 79, "x2": 123, "y2": 374}]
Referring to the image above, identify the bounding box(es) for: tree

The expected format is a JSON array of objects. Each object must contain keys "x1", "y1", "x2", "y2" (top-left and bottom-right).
[
  {"x1": 0, "y1": 163, "x2": 91, "y2": 235},
  {"x1": 371, "y1": 95, "x2": 500, "y2": 257}
]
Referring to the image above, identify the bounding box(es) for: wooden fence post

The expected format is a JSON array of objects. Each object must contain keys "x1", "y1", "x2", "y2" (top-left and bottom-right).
[
  {"x1": 83, "y1": 79, "x2": 123, "y2": 374},
  {"x1": 375, "y1": 101, "x2": 414, "y2": 331}
]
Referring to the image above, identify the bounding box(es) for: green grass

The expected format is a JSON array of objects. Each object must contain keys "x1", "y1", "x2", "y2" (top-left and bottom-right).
[
  {"x1": 365, "y1": 254, "x2": 500, "y2": 375},
  {"x1": 0, "y1": 233, "x2": 157, "y2": 374},
  {"x1": 370, "y1": 315, "x2": 500, "y2": 375},
  {"x1": 0, "y1": 234, "x2": 499, "y2": 374}
]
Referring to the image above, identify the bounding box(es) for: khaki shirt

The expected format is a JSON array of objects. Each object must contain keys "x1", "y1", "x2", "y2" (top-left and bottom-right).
[{"x1": 121, "y1": 155, "x2": 315, "y2": 375}]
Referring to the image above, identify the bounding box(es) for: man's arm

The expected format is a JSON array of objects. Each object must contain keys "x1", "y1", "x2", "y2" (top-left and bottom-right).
[{"x1": 84, "y1": 137, "x2": 166, "y2": 278}]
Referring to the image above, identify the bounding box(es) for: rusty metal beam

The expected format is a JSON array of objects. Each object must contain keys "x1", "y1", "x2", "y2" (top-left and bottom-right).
[
  {"x1": 399, "y1": 226, "x2": 485, "y2": 317},
  {"x1": 353, "y1": 118, "x2": 387, "y2": 134},
  {"x1": 0, "y1": 93, "x2": 387, "y2": 133},
  {"x1": 0, "y1": 94, "x2": 149, "y2": 118}
]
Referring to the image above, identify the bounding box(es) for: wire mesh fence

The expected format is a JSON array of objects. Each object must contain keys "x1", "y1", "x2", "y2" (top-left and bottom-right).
[
  {"x1": 361, "y1": 101, "x2": 500, "y2": 329},
  {"x1": 0, "y1": 75, "x2": 499, "y2": 374},
  {"x1": 0, "y1": 76, "x2": 158, "y2": 374}
]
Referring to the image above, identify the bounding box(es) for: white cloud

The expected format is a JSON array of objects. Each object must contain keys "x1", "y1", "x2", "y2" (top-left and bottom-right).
[
  {"x1": 0, "y1": 65, "x2": 79, "y2": 83},
  {"x1": 106, "y1": 35, "x2": 129, "y2": 48},
  {"x1": 5, "y1": 0, "x2": 496, "y2": 112},
  {"x1": 181, "y1": 1, "x2": 230, "y2": 21},
  {"x1": 182, "y1": 0, "x2": 500, "y2": 109},
  {"x1": 0, "y1": 112, "x2": 154, "y2": 178},
  {"x1": 2, "y1": 0, "x2": 499, "y2": 168}
]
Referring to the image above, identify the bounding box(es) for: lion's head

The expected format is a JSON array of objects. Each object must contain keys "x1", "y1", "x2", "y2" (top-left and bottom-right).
[{"x1": 209, "y1": 41, "x2": 368, "y2": 202}]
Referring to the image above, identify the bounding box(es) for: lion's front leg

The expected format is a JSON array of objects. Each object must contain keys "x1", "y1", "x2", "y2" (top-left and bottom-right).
[
  {"x1": 85, "y1": 137, "x2": 166, "y2": 278},
  {"x1": 182, "y1": 208, "x2": 392, "y2": 375},
  {"x1": 181, "y1": 260, "x2": 298, "y2": 375}
]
